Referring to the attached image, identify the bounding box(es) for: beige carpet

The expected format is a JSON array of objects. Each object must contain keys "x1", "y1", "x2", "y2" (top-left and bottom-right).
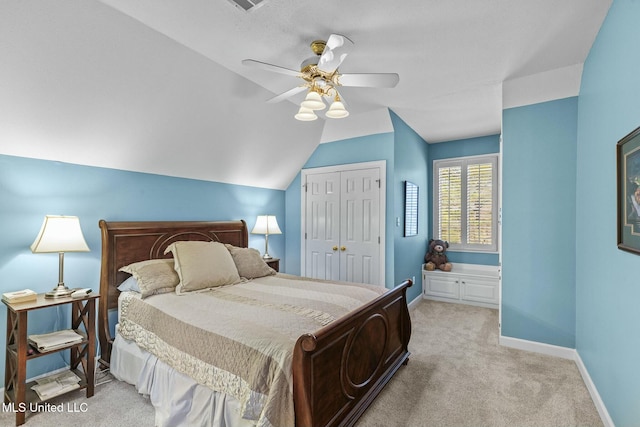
[
  {"x1": 0, "y1": 300, "x2": 602, "y2": 427},
  {"x1": 356, "y1": 300, "x2": 603, "y2": 427}
]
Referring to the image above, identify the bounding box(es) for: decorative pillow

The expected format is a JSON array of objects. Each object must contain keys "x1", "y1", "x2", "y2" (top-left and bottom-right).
[
  {"x1": 119, "y1": 259, "x2": 179, "y2": 298},
  {"x1": 164, "y1": 241, "x2": 240, "y2": 294},
  {"x1": 117, "y1": 276, "x2": 141, "y2": 293},
  {"x1": 225, "y1": 244, "x2": 276, "y2": 279}
]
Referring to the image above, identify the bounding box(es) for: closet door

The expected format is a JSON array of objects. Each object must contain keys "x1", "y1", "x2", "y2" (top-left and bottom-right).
[
  {"x1": 303, "y1": 166, "x2": 382, "y2": 285},
  {"x1": 305, "y1": 171, "x2": 341, "y2": 281},
  {"x1": 340, "y1": 168, "x2": 380, "y2": 284}
]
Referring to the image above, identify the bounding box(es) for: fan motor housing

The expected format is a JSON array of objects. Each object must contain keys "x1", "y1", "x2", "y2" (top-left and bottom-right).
[{"x1": 310, "y1": 40, "x2": 326, "y2": 55}]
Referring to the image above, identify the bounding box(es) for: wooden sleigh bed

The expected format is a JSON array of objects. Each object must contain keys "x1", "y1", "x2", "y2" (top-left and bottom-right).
[{"x1": 98, "y1": 219, "x2": 412, "y2": 427}]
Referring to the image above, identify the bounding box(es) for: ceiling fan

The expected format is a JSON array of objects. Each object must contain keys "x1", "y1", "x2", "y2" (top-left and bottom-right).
[{"x1": 242, "y1": 34, "x2": 399, "y2": 121}]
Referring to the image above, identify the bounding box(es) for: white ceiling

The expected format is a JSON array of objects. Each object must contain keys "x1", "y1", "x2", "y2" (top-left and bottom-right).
[
  {"x1": 98, "y1": 0, "x2": 611, "y2": 142},
  {"x1": 0, "y1": 1, "x2": 611, "y2": 190}
]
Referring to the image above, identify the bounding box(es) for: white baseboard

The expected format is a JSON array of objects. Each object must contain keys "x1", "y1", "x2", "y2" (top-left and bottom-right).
[
  {"x1": 408, "y1": 294, "x2": 422, "y2": 310},
  {"x1": 574, "y1": 352, "x2": 615, "y2": 427},
  {"x1": 500, "y1": 334, "x2": 614, "y2": 427},
  {"x1": 499, "y1": 335, "x2": 576, "y2": 359}
]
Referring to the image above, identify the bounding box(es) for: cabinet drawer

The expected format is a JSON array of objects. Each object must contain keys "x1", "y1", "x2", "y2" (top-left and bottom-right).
[
  {"x1": 460, "y1": 278, "x2": 498, "y2": 304},
  {"x1": 425, "y1": 276, "x2": 460, "y2": 299}
]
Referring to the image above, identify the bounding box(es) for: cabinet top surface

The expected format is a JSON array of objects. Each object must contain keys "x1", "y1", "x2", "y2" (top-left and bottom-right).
[
  {"x1": 3, "y1": 293, "x2": 99, "y2": 312},
  {"x1": 423, "y1": 263, "x2": 500, "y2": 278}
]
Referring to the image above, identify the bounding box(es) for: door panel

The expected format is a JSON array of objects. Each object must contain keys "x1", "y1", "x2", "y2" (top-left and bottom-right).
[
  {"x1": 339, "y1": 168, "x2": 380, "y2": 284},
  {"x1": 305, "y1": 172, "x2": 341, "y2": 281}
]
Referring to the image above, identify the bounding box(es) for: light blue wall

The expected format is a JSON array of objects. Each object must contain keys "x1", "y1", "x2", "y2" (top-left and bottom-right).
[
  {"x1": 429, "y1": 134, "x2": 500, "y2": 160},
  {"x1": 427, "y1": 134, "x2": 501, "y2": 266},
  {"x1": 284, "y1": 112, "x2": 428, "y2": 302},
  {"x1": 501, "y1": 97, "x2": 578, "y2": 348},
  {"x1": 575, "y1": 0, "x2": 640, "y2": 424},
  {"x1": 390, "y1": 111, "x2": 429, "y2": 303},
  {"x1": 284, "y1": 131, "x2": 396, "y2": 287},
  {"x1": 0, "y1": 154, "x2": 284, "y2": 381}
]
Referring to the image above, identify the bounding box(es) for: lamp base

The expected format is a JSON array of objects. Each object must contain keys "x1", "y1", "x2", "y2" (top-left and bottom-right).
[
  {"x1": 45, "y1": 285, "x2": 74, "y2": 299},
  {"x1": 262, "y1": 253, "x2": 273, "y2": 260}
]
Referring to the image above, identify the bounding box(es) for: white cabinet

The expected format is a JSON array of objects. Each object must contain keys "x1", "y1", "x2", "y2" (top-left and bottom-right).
[{"x1": 422, "y1": 263, "x2": 499, "y2": 309}]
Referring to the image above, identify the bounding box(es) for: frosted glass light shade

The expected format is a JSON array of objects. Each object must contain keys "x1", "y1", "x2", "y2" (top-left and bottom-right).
[
  {"x1": 300, "y1": 91, "x2": 325, "y2": 110},
  {"x1": 325, "y1": 101, "x2": 349, "y2": 118},
  {"x1": 295, "y1": 107, "x2": 318, "y2": 121},
  {"x1": 31, "y1": 215, "x2": 90, "y2": 253}
]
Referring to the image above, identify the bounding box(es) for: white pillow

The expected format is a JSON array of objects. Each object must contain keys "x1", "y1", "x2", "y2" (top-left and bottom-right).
[
  {"x1": 164, "y1": 241, "x2": 240, "y2": 294},
  {"x1": 117, "y1": 276, "x2": 140, "y2": 293}
]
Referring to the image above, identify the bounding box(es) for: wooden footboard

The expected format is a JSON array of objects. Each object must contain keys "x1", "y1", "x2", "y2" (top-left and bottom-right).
[{"x1": 293, "y1": 279, "x2": 413, "y2": 427}]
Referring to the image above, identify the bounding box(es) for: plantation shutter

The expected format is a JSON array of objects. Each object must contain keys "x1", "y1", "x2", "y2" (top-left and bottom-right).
[
  {"x1": 434, "y1": 154, "x2": 498, "y2": 252},
  {"x1": 466, "y1": 162, "x2": 493, "y2": 245},
  {"x1": 437, "y1": 165, "x2": 462, "y2": 244}
]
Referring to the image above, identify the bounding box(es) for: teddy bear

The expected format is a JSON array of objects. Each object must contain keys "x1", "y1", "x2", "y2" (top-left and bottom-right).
[{"x1": 425, "y1": 239, "x2": 452, "y2": 271}]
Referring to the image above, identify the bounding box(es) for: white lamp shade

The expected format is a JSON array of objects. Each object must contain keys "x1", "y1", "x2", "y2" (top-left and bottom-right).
[
  {"x1": 30, "y1": 215, "x2": 90, "y2": 253},
  {"x1": 295, "y1": 106, "x2": 318, "y2": 121},
  {"x1": 300, "y1": 91, "x2": 326, "y2": 110},
  {"x1": 325, "y1": 100, "x2": 349, "y2": 118},
  {"x1": 251, "y1": 215, "x2": 282, "y2": 235}
]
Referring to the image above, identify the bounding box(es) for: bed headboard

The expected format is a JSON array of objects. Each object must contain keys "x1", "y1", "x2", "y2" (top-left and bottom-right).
[{"x1": 97, "y1": 219, "x2": 248, "y2": 367}]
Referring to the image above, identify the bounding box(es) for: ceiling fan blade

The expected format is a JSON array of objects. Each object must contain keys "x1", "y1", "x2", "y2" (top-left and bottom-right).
[
  {"x1": 317, "y1": 34, "x2": 354, "y2": 73},
  {"x1": 266, "y1": 86, "x2": 308, "y2": 103},
  {"x1": 338, "y1": 73, "x2": 400, "y2": 88},
  {"x1": 242, "y1": 59, "x2": 301, "y2": 78}
]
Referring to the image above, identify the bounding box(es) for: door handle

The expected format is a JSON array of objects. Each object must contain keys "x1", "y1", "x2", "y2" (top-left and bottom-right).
[
  {"x1": 340, "y1": 246, "x2": 347, "y2": 251},
  {"x1": 332, "y1": 246, "x2": 338, "y2": 251}
]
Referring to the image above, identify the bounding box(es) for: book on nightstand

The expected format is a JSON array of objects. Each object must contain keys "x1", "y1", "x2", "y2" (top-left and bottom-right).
[{"x1": 2, "y1": 289, "x2": 37, "y2": 304}]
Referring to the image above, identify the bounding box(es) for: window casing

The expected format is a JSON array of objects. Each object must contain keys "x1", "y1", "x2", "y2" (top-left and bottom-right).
[{"x1": 433, "y1": 154, "x2": 498, "y2": 252}]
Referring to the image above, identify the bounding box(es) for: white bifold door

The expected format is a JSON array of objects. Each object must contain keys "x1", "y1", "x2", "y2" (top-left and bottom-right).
[{"x1": 302, "y1": 162, "x2": 384, "y2": 285}]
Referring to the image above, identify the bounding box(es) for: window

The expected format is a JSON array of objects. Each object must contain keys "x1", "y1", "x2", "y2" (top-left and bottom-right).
[{"x1": 433, "y1": 154, "x2": 498, "y2": 252}]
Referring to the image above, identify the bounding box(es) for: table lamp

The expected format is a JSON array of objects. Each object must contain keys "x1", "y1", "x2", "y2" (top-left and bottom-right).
[
  {"x1": 251, "y1": 215, "x2": 281, "y2": 259},
  {"x1": 30, "y1": 215, "x2": 90, "y2": 298}
]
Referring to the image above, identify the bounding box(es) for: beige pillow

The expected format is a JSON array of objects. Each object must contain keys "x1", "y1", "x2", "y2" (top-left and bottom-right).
[
  {"x1": 225, "y1": 244, "x2": 276, "y2": 279},
  {"x1": 164, "y1": 241, "x2": 240, "y2": 294},
  {"x1": 119, "y1": 259, "x2": 179, "y2": 298}
]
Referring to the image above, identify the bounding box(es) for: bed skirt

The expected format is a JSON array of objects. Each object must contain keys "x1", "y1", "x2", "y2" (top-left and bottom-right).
[{"x1": 111, "y1": 334, "x2": 257, "y2": 427}]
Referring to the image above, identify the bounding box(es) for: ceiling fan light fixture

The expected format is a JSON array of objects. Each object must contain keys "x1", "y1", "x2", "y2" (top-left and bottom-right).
[
  {"x1": 242, "y1": 33, "x2": 398, "y2": 121},
  {"x1": 325, "y1": 100, "x2": 349, "y2": 119},
  {"x1": 301, "y1": 90, "x2": 325, "y2": 110},
  {"x1": 295, "y1": 106, "x2": 318, "y2": 121}
]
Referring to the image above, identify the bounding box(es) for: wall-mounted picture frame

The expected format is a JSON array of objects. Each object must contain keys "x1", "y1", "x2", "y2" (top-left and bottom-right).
[
  {"x1": 404, "y1": 181, "x2": 419, "y2": 237},
  {"x1": 617, "y1": 125, "x2": 640, "y2": 255}
]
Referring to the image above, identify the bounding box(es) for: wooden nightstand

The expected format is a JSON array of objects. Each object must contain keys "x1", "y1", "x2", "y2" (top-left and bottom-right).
[
  {"x1": 265, "y1": 257, "x2": 280, "y2": 272},
  {"x1": 3, "y1": 293, "x2": 98, "y2": 426}
]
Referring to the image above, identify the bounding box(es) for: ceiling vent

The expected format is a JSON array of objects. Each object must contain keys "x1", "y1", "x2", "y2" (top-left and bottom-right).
[{"x1": 227, "y1": 0, "x2": 265, "y2": 12}]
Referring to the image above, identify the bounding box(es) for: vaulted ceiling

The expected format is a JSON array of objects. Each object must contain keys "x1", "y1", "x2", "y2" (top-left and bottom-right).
[{"x1": 0, "y1": 1, "x2": 611, "y2": 189}]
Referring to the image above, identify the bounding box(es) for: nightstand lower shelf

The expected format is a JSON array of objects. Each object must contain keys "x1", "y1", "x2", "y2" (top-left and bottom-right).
[
  {"x1": 5, "y1": 368, "x2": 88, "y2": 405},
  {"x1": 3, "y1": 294, "x2": 98, "y2": 426}
]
